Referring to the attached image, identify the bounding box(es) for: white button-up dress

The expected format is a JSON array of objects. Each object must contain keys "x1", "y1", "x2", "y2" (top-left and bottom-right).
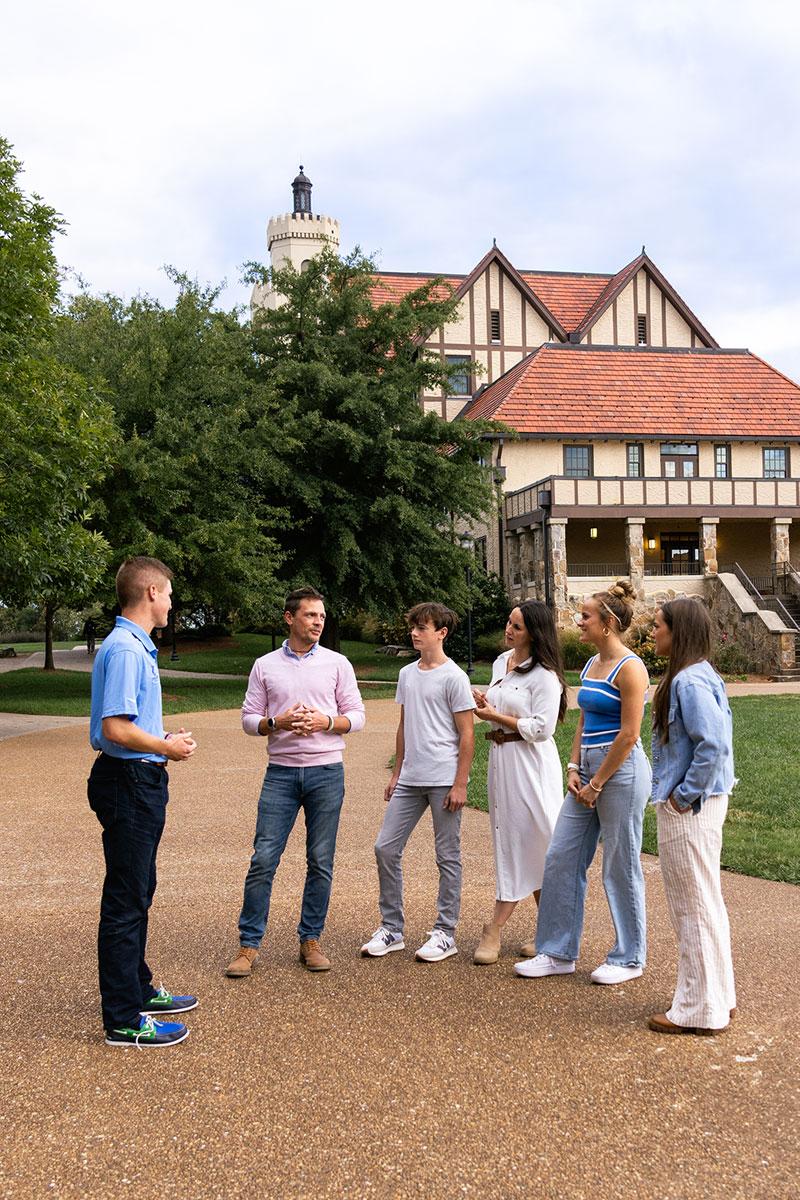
[{"x1": 485, "y1": 652, "x2": 564, "y2": 901}]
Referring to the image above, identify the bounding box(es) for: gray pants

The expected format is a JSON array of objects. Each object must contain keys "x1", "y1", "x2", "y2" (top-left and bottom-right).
[{"x1": 374, "y1": 783, "x2": 462, "y2": 937}]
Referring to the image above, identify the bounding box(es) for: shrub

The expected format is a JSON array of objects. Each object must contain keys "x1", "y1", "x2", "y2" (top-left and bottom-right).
[
  {"x1": 559, "y1": 628, "x2": 595, "y2": 669},
  {"x1": 475, "y1": 631, "x2": 505, "y2": 661},
  {"x1": 713, "y1": 635, "x2": 753, "y2": 676}
]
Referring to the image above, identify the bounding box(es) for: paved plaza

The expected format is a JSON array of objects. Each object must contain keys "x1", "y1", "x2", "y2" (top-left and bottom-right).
[{"x1": 2, "y1": 701, "x2": 798, "y2": 1199}]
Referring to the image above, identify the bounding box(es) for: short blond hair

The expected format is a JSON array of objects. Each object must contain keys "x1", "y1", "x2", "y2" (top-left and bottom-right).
[{"x1": 115, "y1": 556, "x2": 173, "y2": 608}]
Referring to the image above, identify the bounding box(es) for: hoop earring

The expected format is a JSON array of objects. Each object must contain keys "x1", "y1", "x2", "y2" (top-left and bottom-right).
[{"x1": 603, "y1": 627, "x2": 610, "y2": 638}]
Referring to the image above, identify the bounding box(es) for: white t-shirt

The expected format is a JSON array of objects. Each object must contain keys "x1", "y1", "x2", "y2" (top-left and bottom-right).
[{"x1": 395, "y1": 658, "x2": 476, "y2": 787}]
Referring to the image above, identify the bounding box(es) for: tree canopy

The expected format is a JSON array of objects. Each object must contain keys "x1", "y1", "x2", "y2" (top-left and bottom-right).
[
  {"x1": 0, "y1": 138, "x2": 116, "y2": 665},
  {"x1": 245, "y1": 248, "x2": 502, "y2": 639},
  {"x1": 54, "y1": 274, "x2": 287, "y2": 626}
]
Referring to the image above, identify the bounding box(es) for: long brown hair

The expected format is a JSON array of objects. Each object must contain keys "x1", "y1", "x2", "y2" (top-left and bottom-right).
[
  {"x1": 513, "y1": 600, "x2": 568, "y2": 722},
  {"x1": 652, "y1": 599, "x2": 713, "y2": 742}
]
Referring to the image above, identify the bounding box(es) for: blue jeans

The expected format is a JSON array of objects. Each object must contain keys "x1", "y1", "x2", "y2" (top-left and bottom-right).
[
  {"x1": 238, "y1": 762, "x2": 345, "y2": 947},
  {"x1": 88, "y1": 754, "x2": 166, "y2": 1030},
  {"x1": 536, "y1": 741, "x2": 651, "y2": 967}
]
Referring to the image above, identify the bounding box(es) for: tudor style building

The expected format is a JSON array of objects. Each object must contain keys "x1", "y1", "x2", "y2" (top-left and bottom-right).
[{"x1": 254, "y1": 172, "x2": 800, "y2": 660}]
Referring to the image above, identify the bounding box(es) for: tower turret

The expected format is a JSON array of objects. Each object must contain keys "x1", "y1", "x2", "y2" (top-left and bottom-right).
[{"x1": 251, "y1": 166, "x2": 341, "y2": 314}]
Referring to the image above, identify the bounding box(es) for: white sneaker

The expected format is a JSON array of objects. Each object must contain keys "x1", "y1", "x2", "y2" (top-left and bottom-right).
[
  {"x1": 415, "y1": 930, "x2": 457, "y2": 962},
  {"x1": 360, "y1": 927, "x2": 405, "y2": 957},
  {"x1": 590, "y1": 962, "x2": 644, "y2": 985},
  {"x1": 514, "y1": 953, "x2": 576, "y2": 978}
]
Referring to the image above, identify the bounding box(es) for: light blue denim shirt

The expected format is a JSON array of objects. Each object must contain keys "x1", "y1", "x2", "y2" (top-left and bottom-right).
[{"x1": 650, "y1": 661, "x2": 736, "y2": 814}]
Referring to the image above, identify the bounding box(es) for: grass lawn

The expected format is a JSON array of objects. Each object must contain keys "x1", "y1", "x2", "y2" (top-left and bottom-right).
[
  {"x1": 1, "y1": 640, "x2": 80, "y2": 653},
  {"x1": 466, "y1": 696, "x2": 800, "y2": 886},
  {"x1": 156, "y1": 635, "x2": 583, "y2": 690},
  {"x1": 0, "y1": 669, "x2": 249, "y2": 717}
]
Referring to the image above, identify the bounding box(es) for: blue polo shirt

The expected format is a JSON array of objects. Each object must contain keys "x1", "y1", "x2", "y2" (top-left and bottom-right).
[{"x1": 89, "y1": 616, "x2": 165, "y2": 762}]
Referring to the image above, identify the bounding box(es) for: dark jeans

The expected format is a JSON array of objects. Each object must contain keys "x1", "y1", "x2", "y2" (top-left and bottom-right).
[
  {"x1": 88, "y1": 754, "x2": 168, "y2": 1029},
  {"x1": 238, "y1": 762, "x2": 345, "y2": 947}
]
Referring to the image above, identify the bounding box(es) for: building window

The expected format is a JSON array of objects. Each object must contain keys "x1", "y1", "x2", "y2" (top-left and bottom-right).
[
  {"x1": 763, "y1": 447, "x2": 789, "y2": 479},
  {"x1": 490, "y1": 309, "x2": 501, "y2": 343},
  {"x1": 626, "y1": 443, "x2": 644, "y2": 478},
  {"x1": 660, "y1": 442, "x2": 698, "y2": 479},
  {"x1": 714, "y1": 444, "x2": 731, "y2": 479},
  {"x1": 474, "y1": 536, "x2": 488, "y2": 571},
  {"x1": 564, "y1": 445, "x2": 593, "y2": 478},
  {"x1": 637, "y1": 314, "x2": 648, "y2": 345},
  {"x1": 445, "y1": 354, "x2": 471, "y2": 396}
]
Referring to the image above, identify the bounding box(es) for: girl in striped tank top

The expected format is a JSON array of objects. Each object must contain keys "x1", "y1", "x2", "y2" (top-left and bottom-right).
[{"x1": 515, "y1": 581, "x2": 652, "y2": 986}]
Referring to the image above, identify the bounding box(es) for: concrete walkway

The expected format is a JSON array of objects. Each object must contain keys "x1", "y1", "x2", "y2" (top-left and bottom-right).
[{"x1": 0, "y1": 700, "x2": 797, "y2": 1199}]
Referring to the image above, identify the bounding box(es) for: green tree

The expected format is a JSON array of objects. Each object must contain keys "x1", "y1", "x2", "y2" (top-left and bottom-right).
[
  {"x1": 55, "y1": 273, "x2": 286, "y2": 627},
  {"x1": 245, "y1": 248, "x2": 502, "y2": 647},
  {"x1": 0, "y1": 138, "x2": 116, "y2": 668}
]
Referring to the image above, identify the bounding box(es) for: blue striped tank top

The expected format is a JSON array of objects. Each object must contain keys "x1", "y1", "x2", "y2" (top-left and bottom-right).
[{"x1": 577, "y1": 653, "x2": 647, "y2": 748}]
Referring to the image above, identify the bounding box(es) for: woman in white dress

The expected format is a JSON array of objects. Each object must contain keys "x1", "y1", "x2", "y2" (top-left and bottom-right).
[{"x1": 471, "y1": 600, "x2": 567, "y2": 965}]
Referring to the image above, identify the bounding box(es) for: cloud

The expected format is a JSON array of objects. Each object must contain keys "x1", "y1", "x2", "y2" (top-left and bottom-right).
[{"x1": 1, "y1": 0, "x2": 799, "y2": 378}]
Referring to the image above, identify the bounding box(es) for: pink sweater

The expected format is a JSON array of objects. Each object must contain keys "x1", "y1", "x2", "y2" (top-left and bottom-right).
[{"x1": 241, "y1": 643, "x2": 365, "y2": 766}]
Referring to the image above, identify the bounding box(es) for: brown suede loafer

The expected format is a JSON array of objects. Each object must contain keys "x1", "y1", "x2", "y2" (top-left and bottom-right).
[
  {"x1": 225, "y1": 947, "x2": 259, "y2": 977},
  {"x1": 299, "y1": 939, "x2": 331, "y2": 971},
  {"x1": 648, "y1": 1012, "x2": 729, "y2": 1037}
]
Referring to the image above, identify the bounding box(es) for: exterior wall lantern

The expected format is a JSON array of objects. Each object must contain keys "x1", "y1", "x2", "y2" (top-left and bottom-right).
[
  {"x1": 589, "y1": 527, "x2": 598, "y2": 539},
  {"x1": 647, "y1": 538, "x2": 657, "y2": 550}
]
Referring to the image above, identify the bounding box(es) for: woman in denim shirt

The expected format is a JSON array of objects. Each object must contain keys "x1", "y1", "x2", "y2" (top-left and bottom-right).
[{"x1": 649, "y1": 598, "x2": 737, "y2": 1036}]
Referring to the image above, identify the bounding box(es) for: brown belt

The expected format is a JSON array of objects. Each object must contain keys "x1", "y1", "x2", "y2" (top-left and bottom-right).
[{"x1": 485, "y1": 730, "x2": 523, "y2": 745}]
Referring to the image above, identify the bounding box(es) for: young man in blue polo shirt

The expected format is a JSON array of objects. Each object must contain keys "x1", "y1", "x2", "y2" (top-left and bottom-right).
[{"x1": 88, "y1": 557, "x2": 198, "y2": 1047}]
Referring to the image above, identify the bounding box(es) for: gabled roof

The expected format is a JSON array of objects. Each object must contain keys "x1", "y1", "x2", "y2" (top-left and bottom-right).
[
  {"x1": 459, "y1": 344, "x2": 800, "y2": 438},
  {"x1": 371, "y1": 251, "x2": 718, "y2": 345},
  {"x1": 570, "y1": 252, "x2": 718, "y2": 347}
]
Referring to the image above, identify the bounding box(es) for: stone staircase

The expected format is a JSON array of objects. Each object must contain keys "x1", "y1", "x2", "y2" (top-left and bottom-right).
[{"x1": 760, "y1": 574, "x2": 800, "y2": 680}]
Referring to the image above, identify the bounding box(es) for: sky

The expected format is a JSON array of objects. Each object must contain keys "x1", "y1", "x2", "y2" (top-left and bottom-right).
[{"x1": 3, "y1": 0, "x2": 800, "y2": 378}]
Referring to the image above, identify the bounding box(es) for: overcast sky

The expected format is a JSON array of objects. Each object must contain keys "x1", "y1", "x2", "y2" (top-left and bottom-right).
[{"x1": 4, "y1": 0, "x2": 799, "y2": 378}]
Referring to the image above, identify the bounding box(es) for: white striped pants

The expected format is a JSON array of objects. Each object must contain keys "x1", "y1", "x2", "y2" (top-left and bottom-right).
[{"x1": 656, "y1": 794, "x2": 736, "y2": 1030}]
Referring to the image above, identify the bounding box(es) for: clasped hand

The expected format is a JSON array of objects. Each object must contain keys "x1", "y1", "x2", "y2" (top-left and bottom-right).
[
  {"x1": 471, "y1": 688, "x2": 498, "y2": 723},
  {"x1": 275, "y1": 702, "x2": 331, "y2": 737}
]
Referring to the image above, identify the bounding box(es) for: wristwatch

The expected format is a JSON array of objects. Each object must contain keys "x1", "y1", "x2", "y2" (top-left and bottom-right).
[{"x1": 266, "y1": 717, "x2": 277, "y2": 732}]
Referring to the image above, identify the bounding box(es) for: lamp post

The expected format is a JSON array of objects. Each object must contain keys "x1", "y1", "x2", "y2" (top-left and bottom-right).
[
  {"x1": 169, "y1": 606, "x2": 179, "y2": 663},
  {"x1": 459, "y1": 533, "x2": 475, "y2": 679}
]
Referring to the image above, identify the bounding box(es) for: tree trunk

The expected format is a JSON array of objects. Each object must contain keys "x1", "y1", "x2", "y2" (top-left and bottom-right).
[
  {"x1": 43, "y1": 602, "x2": 56, "y2": 671},
  {"x1": 320, "y1": 614, "x2": 340, "y2": 654}
]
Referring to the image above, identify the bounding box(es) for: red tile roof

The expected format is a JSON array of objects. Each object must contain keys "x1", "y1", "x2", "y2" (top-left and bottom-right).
[
  {"x1": 460, "y1": 345, "x2": 800, "y2": 438},
  {"x1": 518, "y1": 272, "x2": 612, "y2": 331},
  {"x1": 369, "y1": 273, "x2": 463, "y2": 306},
  {"x1": 370, "y1": 268, "x2": 609, "y2": 331}
]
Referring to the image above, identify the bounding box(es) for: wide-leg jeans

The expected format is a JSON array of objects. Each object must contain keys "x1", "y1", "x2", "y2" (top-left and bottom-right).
[
  {"x1": 238, "y1": 762, "x2": 345, "y2": 947},
  {"x1": 536, "y1": 741, "x2": 651, "y2": 967},
  {"x1": 88, "y1": 754, "x2": 167, "y2": 1030}
]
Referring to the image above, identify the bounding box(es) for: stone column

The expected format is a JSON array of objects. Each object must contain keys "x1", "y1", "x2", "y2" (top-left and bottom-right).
[
  {"x1": 518, "y1": 527, "x2": 536, "y2": 597},
  {"x1": 548, "y1": 518, "x2": 569, "y2": 616},
  {"x1": 505, "y1": 529, "x2": 522, "y2": 595},
  {"x1": 625, "y1": 517, "x2": 646, "y2": 598},
  {"x1": 532, "y1": 524, "x2": 546, "y2": 600},
  {"x1": 771, "y1": 518, "x2": 792, "y2": 567},
  {"x1": 699, "y1": 516, "x2": 720, "y2": 574}
]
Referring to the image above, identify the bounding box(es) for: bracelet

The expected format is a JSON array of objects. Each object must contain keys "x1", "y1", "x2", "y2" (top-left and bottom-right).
[
  {"x1": 326, "y1": 714, "x2": 335, "y2": 732},
  {"x1": 588, "y1": 778, "x2": 603, "y2": 793},
  {"x1": 567, "y1": 761, "x2": 580, "y2": 773}
]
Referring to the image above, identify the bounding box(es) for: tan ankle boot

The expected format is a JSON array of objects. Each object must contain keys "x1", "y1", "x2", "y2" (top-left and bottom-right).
[
  {"x1": 225, "y1": 946, "x2": 258, "y2": 977},
  {"x1": 473, "y1": 922, "x2": 501, "y2": 965},
  {"x1": 519, "y1": 941, "x2": 537, "y2": 958},
  {"x1": 299, "y1": 939, "x2": 331, "y2": 971}
]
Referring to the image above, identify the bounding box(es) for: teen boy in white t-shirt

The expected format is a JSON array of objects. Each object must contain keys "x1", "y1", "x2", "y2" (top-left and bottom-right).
[{"x1": 361, "y1": 603, "x2": 476, "y2": 962}]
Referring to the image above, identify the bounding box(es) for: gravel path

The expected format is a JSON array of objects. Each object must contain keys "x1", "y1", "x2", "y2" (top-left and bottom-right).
[{"x1": 1, "y1": 701, "x2": 798, "y2": 1199}]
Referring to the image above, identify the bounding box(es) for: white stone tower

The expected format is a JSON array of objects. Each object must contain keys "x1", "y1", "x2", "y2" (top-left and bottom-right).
[{"x1": 250, "y1": 166, "x2": 341, "y2": 312}]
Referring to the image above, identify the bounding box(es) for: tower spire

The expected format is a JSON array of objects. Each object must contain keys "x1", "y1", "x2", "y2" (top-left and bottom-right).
[{"x1": 292, "y1": 166, "x2": 312, "y2": 215}]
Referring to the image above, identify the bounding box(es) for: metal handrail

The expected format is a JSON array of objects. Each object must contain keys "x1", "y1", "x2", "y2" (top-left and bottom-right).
[
  {"x1": 567, "y1": 563, "x2": 628, "y2": 578},
  {"x1": 732, "y1": 563, "x2": 800, "y2": 632}
]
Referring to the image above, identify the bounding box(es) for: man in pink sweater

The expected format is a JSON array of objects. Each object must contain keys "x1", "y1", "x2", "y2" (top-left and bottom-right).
[{"x1": 226, "y1": 588, "x2": 365, "y2": 975}]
